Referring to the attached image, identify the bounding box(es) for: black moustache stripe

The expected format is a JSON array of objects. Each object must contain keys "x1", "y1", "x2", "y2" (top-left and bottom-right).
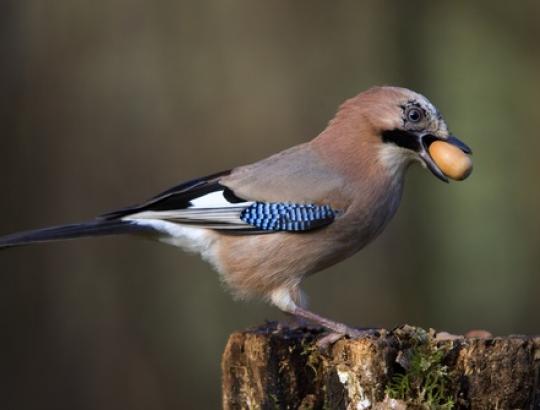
[{"x1": 381, "y1": 129, "x2": 421, "y2": 151}]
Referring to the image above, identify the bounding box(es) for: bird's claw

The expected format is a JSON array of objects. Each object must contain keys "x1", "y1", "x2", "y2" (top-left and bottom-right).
[
  {"x1": 316, "y1": 332, "x2": 346, "y2": 348},
  {"x1": 316, "y1": 328, "x2": 379, "y2": 349}
]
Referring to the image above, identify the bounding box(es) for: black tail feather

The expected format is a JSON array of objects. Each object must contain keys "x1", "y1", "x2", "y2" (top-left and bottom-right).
[{"x1": 0, "y1": 220, "x2": 153, "y2": 249}]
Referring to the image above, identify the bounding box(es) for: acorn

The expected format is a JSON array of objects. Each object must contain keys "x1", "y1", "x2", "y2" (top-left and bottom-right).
[{"x1": 428, "y1": 140, "x2": 473, "y2": 181}]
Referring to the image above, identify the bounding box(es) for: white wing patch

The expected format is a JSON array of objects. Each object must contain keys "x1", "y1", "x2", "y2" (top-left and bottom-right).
[
  {"x1": 122, "y1": 189, "x2": 254, "y2": 227},
  {"x1": 189, "y1": 190, "x2": 248, "y2": 208}
]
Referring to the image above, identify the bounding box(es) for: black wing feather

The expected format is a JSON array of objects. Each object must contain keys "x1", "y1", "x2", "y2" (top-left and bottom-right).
[
  {"x1": 0, "y1": 220, "x2": 154, "y2": 249},
  {"x1": 0, "y1": 170, "x2": 338, "y2": 249},
  {"x1": 99, "y1": 170, "x2": 337, "y2": 233},
  {"x1": 100, "y1": 170, "x2": 235, "y2": 220}
]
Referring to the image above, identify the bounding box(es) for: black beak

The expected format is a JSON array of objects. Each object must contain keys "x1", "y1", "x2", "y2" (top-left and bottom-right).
[
  {"x1": 447, "y1": 135, "x2": 472, "y2": 154},
  {"x1": 418, "y1": 134, "x2": 472, "y2": 183}
]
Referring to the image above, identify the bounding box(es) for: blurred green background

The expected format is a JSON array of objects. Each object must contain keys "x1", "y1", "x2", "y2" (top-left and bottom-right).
[{"x1": 1, "y1": 1, "x2": 539, "y2": 408}]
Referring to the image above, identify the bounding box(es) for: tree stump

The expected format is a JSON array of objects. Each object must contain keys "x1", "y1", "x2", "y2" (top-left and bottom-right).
[{"x1": 222, "y1": 323, "x2": 540, "y2": 409}]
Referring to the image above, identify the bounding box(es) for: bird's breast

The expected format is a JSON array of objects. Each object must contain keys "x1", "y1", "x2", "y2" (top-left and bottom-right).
[
  {"x1": 212, "y1": 177, "x2": 405, "y2": 299},
  {"x1": 331, "y1": 174, "x2": 404, "y2": 251}
]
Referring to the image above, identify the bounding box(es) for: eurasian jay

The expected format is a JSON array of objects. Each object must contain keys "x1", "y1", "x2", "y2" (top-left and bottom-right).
[{"x1": 0, "y1": 86, "x2": 471, "y2": 338}]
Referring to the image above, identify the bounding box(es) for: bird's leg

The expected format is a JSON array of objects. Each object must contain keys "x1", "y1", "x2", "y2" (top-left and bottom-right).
[
  {"x1": 284, "y1": 287, "x2": 309, "y2": 328},
  {"x1": 274, "y1": 288, "x2": 309, "y2": 330},
  {"x1": 283, "y1": 312, "x2": 308, "y2": 329},
  {"x1": 270, "y1": 287, "x2": 375, "y2": 340},
  {"x1": 292, "y1": 306, "x2": 366, "y2": 338},
  {"x1": 292, "y1": 306, "x2": 380, "y2": 348}
]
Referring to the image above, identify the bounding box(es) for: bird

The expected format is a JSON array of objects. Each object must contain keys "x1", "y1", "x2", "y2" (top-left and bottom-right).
[{"x1": 0, "y1": 86, "x2": 471, "y2": 338}]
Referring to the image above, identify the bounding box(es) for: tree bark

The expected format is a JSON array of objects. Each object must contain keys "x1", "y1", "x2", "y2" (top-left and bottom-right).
[{"x1": 222, "y1": 324, "x2": 540, "y2": 409}]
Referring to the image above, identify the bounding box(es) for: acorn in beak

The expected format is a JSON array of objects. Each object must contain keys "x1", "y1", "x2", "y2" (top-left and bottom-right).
[{"x1": 419, "y1": 134, "x2": 473, "y2": 182}]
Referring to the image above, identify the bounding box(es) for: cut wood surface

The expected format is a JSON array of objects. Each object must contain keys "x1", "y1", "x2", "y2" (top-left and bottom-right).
[{"x1": 222, "y1": 323, "x2": 540, "y2": 409}]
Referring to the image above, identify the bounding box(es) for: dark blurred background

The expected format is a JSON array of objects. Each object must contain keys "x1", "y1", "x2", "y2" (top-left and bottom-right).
[{"x1": 1, "y1": 1, "x2": 539, "y2": 408}]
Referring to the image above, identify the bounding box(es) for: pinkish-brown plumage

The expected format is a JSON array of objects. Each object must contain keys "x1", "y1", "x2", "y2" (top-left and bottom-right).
[
  {"x1": 215, "y1": 87, "x2": 419, "y2": 302},
  {"x1": 0, "y1": 86, "x2": 471, "y2": 338}
]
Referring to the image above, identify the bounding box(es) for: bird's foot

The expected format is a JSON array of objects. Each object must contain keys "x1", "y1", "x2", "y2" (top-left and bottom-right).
[
  {"x1": 316, "y1": 332, "x2": 346, "y2": 348},
  {"x1": 291, "y1": 305, "x2": 380, "y2": 343},
  {"x1": 316, "y1": 327, "x2": 379, "y2": 349}
]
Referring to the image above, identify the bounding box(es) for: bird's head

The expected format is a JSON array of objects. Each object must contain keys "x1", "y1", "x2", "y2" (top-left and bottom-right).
[{"x1": 328, "y1": 86, "x2": 472, "y2": 182}]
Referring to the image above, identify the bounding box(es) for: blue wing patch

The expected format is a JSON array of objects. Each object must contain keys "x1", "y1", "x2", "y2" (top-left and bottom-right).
[{"x1": 240, "y1": 202, "x2": 336, "y2": 232}]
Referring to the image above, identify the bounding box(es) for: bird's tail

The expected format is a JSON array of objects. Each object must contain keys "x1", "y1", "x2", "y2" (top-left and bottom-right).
[{"x1": 0, "y1": 220, "x2": 153, "y2": 249}]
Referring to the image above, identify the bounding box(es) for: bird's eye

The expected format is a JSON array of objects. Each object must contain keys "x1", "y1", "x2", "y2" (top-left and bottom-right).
[{"x1": 406, "y1": 108, "x2": 423, "y2": 123}]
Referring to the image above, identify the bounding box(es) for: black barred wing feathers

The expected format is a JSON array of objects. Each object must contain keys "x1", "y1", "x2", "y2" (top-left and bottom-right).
[
  {"x1": 102, "y1": 172, "x2": 337, "y2": 233},
  {"x1": 240, "y1": 203, "x2": 335, "y2": 232},
  {"x1": 0, "y1": 171, "x2": 338, "y2": 248}
]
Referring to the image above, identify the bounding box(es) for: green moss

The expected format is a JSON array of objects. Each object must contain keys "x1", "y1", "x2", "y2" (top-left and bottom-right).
[
  {"x1": 385, "y1": 329, "x2": 455, "y2": 409},
  {"x1": 269, "y1": 392, "x2": 280, "y2": 408},
  {"x1": 300, "y1": 337, "x2": 324, "y2": 378}
]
